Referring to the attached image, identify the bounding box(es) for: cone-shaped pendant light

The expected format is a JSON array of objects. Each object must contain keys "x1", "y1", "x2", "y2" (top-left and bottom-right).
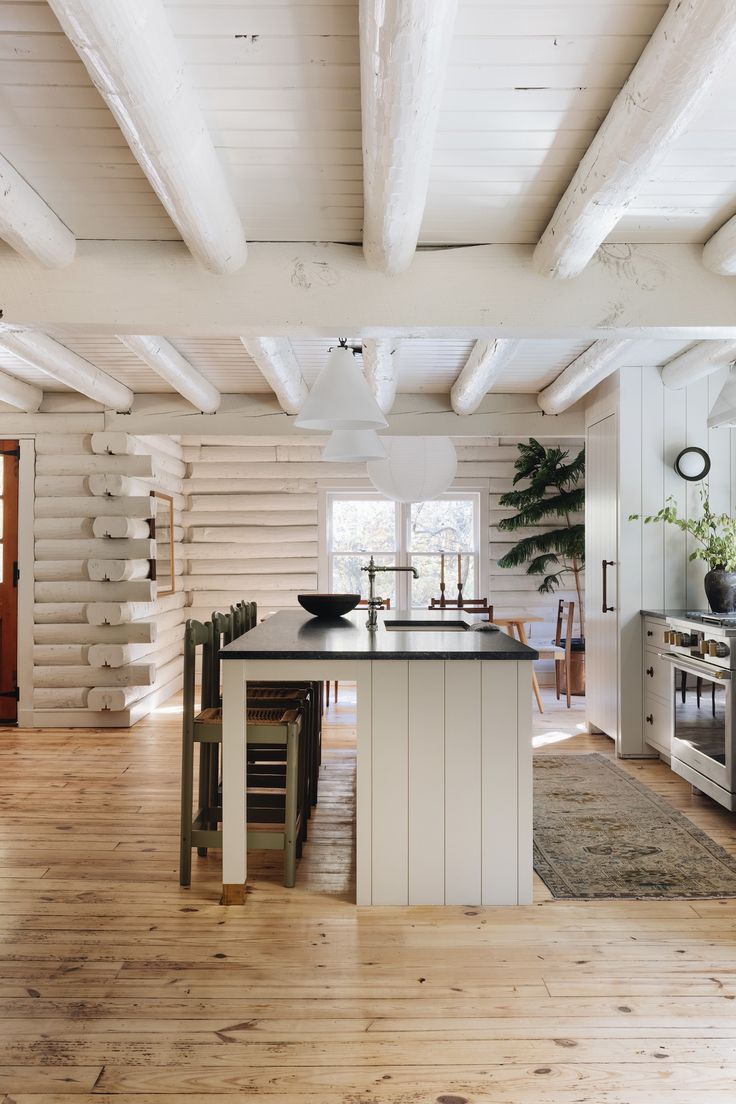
[
  {"x1": 322, "y1": 428, "x2": 387, "y2": 462},
  {"x1": 294, "y1": 343, "x2": 389, "y2": 431}
]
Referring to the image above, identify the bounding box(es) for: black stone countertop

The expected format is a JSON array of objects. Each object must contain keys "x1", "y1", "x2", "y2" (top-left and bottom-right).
[{"x1": 220, "y1": 609, "x2": 539, "y2": 661}]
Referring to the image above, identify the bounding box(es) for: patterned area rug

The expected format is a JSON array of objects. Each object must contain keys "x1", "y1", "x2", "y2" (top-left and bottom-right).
[{"x1": 534, "y1": 753, "x2": 736, "y2": 899}]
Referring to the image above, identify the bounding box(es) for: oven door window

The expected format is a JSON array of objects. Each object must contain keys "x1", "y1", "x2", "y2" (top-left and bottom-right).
[{"x1": 673, "y1": 668, "x2": 731, "y2": 786}]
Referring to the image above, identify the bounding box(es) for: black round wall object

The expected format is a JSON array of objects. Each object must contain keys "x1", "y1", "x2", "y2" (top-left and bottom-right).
[{"x1": 674, "y1": 446, "x2": 711, "y2": 482}]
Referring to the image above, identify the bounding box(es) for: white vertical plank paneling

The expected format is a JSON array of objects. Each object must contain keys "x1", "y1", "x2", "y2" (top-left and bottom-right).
[
  {"x1": 708, "y1": 367, "x2": 731, "y2": 516},
  {"x1": 444, "y1": 661, "x2": 481, "y2": 904},
  {"x1": 685, "y1": 379, "x2": 709, "y2": 609},
  {"x1": 618, "y1": 370, "x2": 643, "y2": 755},
  {"x1": 480, "y1": 661, "x2": 517, "y2": 905},
  {"x1": 408, "y1": 661, "x2": 445, "y2": 905},
  {"x1": 640, "y1": 366, "x2": 665, "y2": 610},
  {"x1": 663, "y1": 385, "x2": 688, "y2": 609},
  {"x1": 371, "y1": 661, "x2": 409, "y2": 905},
  {"x1": 516, "y1": 661, "x2": 534, "y2": 906},
  {"x1": 355, "y1": 662, "x2": 373, "y2": 906}
]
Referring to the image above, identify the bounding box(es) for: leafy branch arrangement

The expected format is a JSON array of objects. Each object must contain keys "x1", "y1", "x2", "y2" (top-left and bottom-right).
[
  {"x1": 497, "y1": 439, "x2": 585, "y2": 636},
  {"x1": 630, "y1": 486, "x2": 736, "y2": 572}
]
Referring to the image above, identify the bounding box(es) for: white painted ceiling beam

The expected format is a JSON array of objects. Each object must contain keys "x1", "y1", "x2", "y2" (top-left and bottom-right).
[
  {"x1": 704, "y1": 219, "x2": 736, "y2": 276},
  {"x1": 450, "y1": 339, "x2": 520, "y2": 416},
  {"x1": 48, "y1": 0, "x2": 246, "y2": 276},
  {"x1": 537, "y1": 339, "x2": 633, "y2": 415},
  {"x1": 240, "y1": 337, "x2": 308, "y2": 415},
  {"x1": 4, "y1": 241, "x2": 736, "y2": 338},
  {"x1": 117, "y1": 335, "x2": 220, "y2": 413},
  {"x1": 0, "y1": 330, "x2": 133, "y2": 411},
  {"x1": 534, "y1": 0, "x2": 736, "y2": 280},
  {"x1": 0, "y1": 155, "x2": 75, "y2": 269},
  {"x1": 362, "y1": 339, "x2": 399, "y2": 413},
  {"x1": 360, "y1": 0, "x2": 458, "y2": 274},
  {"x1": 660, "y1": 340, "x2": 736, "y2": 389},
  {"x1": 0, "y1": 366, "x2": 43, "y2": 411}
]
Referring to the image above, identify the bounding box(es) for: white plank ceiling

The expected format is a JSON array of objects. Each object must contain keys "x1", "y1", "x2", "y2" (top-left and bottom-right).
[
  {"x1": 2, "y1": 0, "x2": 736, "y2": 249},
  {"x1": 0, "y1": 0, "x2": 733, "y2": 407},
  {"x1": 0, "y1": 334, "x2": 695, "y2": 396}
]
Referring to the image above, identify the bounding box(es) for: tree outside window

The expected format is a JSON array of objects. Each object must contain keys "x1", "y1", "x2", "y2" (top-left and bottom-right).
[{"x1": 326, "y1": 492, "x2": 481, "y2": 608}]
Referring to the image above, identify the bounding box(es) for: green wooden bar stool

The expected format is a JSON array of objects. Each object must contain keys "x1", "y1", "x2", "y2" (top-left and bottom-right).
[
  {"x1": 236, "y1": 599, "x2": 322, "y2": 807},
  {"x1": 180, "y1": 619, "x2": 303, "y2": 888},
  {"x1": 213, "y1": 608, "x2": 313, "y2": 833}
]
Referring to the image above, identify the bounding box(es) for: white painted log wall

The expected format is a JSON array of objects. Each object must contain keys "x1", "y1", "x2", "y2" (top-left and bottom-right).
[
  {"x1": 180, "y1": 435, "x2": 584, "y2": 680},
  {"x1": 30, "y1": 432, "x2": 186, "y2": 726}
]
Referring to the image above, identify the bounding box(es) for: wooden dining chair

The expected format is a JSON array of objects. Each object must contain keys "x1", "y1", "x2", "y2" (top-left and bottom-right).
[
  {"x1": 428, "y1": 597, "x2": 494, "y2": 622},
  {"x1": 553, "y1": 599, "x2": 576, "y2": 709}
]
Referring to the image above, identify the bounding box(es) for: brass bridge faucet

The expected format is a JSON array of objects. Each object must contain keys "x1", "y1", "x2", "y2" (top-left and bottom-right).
[{"x1": 361, "y1": 555, "x2": 419, "y2": 631}]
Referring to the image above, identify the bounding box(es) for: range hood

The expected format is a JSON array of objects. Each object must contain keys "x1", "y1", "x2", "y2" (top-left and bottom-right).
[{"x1": 708, "y1": 365, "x2": 736, "y2": 428}]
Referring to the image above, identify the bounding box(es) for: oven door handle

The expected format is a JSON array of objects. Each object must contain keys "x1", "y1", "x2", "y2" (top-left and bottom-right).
[{"x1": 657, "y1": 652, "x2": 731, "y2": 680}]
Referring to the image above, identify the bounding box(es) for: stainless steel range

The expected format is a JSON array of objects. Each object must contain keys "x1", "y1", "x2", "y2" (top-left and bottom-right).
[{"x1": 658, "y1": 612, "x2": 736, "y2": 810}]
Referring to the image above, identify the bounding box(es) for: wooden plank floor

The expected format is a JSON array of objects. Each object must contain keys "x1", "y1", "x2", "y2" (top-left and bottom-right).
[{"x1": 1, "y1": 687, "x2": 736, "y2": 1102}]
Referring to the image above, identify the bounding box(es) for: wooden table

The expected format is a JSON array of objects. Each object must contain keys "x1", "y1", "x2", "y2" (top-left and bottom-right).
[{"x1": 493, "y1": 615, "x2": 545, "y2": 713}]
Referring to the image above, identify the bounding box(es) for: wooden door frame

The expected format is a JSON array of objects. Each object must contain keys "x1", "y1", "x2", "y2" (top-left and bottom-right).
[
  {"x1": 0, "y1": 440, "x2": 19, "y2": 723},
  {"x1": 4, "y1": 438, "x2": 35, "y2": 728}
]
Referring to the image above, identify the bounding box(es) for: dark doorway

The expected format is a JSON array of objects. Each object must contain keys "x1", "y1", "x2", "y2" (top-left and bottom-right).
[{"x1": 0, "y1": 442, "x2": 19, "y2": 724}]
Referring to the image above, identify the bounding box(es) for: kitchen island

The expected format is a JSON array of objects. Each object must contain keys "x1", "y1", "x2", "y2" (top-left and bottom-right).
[{"x1": 220, "y1": 608, "x2": 537, "y2": 906}]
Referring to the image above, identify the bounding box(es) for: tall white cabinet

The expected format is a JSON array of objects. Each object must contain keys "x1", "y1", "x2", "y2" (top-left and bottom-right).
[
  {"x1": 584, "y1": 364, "x2": 736, "y2": 758},
  {"x1": 586, "y1": 412, "x2": 619, "y2": 740}
]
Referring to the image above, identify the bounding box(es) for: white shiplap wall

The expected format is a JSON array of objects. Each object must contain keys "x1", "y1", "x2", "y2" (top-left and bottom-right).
[{"x1": 181, "y1": 435, "x2": 584, "y2": 679}]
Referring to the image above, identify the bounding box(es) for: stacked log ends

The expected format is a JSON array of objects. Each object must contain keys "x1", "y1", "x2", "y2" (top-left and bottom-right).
[{"x1": 33, "y1": 433, "x2": 186, "y2": 726}]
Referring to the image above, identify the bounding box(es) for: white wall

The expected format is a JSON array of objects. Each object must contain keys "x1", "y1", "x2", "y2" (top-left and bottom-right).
[
  {"x1": 10, "y1": 426, "x2": 587, "y2": 728},
  {"x1": 586, "y1": 364, "x2": 736, "y2": 755},
  {"x1": 181, "y1": 434, "x2": 584, "y2": 681}
]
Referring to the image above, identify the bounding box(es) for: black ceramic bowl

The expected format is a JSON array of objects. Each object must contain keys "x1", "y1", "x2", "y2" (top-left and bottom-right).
[{"x1": 298, "y1": 593, "x2": 361, "y2": 618}]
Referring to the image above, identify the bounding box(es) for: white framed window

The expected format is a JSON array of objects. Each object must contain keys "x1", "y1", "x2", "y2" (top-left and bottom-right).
[{"x1": 320, "y1": 489, "x2": 486, "y2": 609}]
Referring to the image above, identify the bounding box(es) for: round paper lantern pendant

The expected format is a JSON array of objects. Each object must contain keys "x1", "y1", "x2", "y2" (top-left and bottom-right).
[{"x1": 367, "y1": 437, "x2": 457, "y2": 502}]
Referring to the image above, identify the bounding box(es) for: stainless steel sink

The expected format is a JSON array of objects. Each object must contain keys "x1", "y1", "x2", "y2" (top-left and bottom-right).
[{"x1": 383, "y1": 620, "x2": 470, "y2": 632}]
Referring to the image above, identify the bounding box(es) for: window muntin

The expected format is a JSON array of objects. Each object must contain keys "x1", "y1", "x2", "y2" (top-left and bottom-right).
[{"x1": 325, "y1": 491, "x2": 481, "y2": 609}]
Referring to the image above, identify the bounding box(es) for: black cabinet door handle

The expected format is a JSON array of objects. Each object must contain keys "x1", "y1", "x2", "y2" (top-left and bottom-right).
[
  {"x1": 602, "y1": 559, "x2": 615, "y2": 613},
  {"x1": 646, "y1": 667, "x2": 654, "y2": 677},
  {"x1": 647, "y1": 630, "x2": 653, "y2": 637},
  {"x1": 646, "y1": 714, "x2": 654, "y2": 725}
]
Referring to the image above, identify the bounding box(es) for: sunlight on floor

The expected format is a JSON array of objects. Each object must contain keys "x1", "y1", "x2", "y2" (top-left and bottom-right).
[{"x1": 533, "y1": 729, "x2": 577, "y2": 748}]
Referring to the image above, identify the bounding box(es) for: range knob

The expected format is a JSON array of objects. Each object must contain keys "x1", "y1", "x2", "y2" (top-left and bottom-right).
[
  {"x1": 716, "y1": 642, "x2": 730, "y2": 659},
  {"x1": 681, "y1": 633, "x2": 698, "y2": 647},
  {"x1": 707, "y1": 640, "x2": 718, "y2": 656}
]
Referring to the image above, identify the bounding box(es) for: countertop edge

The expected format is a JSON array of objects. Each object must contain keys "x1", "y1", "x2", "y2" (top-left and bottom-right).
[{"x1": 220, "y1": 649, "x2": 539, "y2": 661}]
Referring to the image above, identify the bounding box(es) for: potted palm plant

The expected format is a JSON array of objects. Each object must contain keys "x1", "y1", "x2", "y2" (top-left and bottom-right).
[
  {"x1": 631, "y1": 488, "x2": 736, "y2": 612},
  {"x1": 497, "y1": 439, "x2": 585, "y2": 692}
]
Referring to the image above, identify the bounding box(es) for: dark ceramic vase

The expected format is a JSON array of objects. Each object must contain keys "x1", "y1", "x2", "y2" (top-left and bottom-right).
[{"x1": 704, "y1": 567, "x2": 736, "y2": 614}]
